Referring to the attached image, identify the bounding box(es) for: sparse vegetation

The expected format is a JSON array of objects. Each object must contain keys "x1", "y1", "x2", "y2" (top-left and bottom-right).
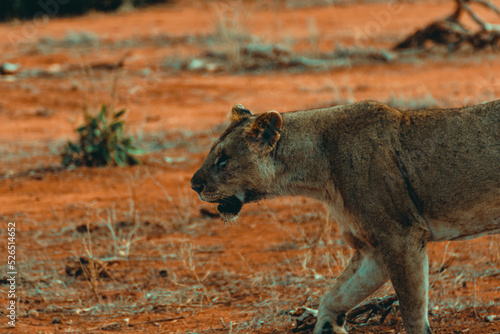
[
  {"x1": 61, "y1": 104, "x2": 143, "y2": 168},
  {"x1": 208, "y1": 1, "x2": 253, "y2": 70}
]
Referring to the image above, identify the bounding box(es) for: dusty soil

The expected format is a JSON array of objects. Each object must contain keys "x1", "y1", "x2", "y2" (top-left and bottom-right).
[{"x1": 0, "y1": 1, "x2": 499, "y2": 333}]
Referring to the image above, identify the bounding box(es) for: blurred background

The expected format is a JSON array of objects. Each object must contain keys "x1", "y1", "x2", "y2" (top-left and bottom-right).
[
  {"x1": 0, "y1": 1, "x2": 499, "y2": 333},
  {"x1": 1, "y1": 0, "x2": 499, "y2": 144}
]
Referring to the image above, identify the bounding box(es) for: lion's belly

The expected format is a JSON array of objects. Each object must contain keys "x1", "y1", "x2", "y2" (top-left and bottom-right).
[
  {"x1": 424, "y1": 198, "x2": 500, "y2": 241},
  {"x1": 329, "y1": 189, "x2": 500, "y2": 244}
]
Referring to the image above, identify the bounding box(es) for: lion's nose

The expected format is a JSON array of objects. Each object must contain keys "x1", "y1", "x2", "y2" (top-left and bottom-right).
[
  {"x1": 191, "y1": 183, "x2": 204, "y2": 194},
  {"x1": 190, "y1": 173, "x2": 205, "y2": 194}
]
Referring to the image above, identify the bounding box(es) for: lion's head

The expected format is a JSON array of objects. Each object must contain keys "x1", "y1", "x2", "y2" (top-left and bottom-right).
[{"x1": 190, "y1": 104, "x2": 283, "y2": 222}]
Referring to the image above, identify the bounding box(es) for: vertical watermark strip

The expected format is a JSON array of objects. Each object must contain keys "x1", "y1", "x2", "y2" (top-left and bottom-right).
[{"x1": 7, "y1": 221, "x2": 16, "y2": 327}]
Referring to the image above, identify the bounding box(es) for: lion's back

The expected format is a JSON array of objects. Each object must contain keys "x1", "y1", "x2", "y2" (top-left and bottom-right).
[{"x1": 310, "y1": 100, "x2": 499, "y2": 240}]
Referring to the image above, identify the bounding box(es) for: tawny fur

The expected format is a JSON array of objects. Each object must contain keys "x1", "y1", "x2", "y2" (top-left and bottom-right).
[{"x1": 191, "y1": 100, "x2": 500, "y2": 334}]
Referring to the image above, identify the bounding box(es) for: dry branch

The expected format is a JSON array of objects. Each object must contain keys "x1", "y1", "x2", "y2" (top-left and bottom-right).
[
  {"x1": 346, "y1": 294, "x2": 398, "y2": 325},
  {"x1": 291, "y1": 294, "x2": 399, "y2": 333},
  {"x1": 394, "y1": 0, "x2": 500, "y2": 51}
]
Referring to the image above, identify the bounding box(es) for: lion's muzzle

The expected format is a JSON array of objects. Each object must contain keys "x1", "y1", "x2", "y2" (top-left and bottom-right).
[{"x1": 190, "y1": 170, "x2": 205, "y2": 194}]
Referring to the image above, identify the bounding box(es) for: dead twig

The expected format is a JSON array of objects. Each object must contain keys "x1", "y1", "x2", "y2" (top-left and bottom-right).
[
  {"x1": 68, "y1": 52, "x2": 132, "y2": 72},
  {"x1": 346, "y1": 294, "x2": 398, "y2": 325},
  {"x1": 290, "y1": 306, "x2": 318, "y2": 333},
  {"x1": 474, "y1": 0, "x2": 500, "y2": 16},
  {"x1": 394, "y1": 0, "x2": 500, "y2": 51},
  {"x1": 290, "y1": 294, "x2": 399, "y2": 333}
]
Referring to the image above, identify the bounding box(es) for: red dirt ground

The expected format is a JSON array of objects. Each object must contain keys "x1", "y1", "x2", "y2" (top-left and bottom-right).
[{"x1": 0, "y1": 1, "x2": 499, "y2": 333}]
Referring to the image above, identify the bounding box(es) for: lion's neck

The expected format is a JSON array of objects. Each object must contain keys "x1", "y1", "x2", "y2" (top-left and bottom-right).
[{"x1": 270, "y1": 111, "x2": 337, "y2": 202}]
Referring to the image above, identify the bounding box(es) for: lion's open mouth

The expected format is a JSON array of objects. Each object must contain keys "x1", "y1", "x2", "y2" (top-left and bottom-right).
[{"x1": 217, "y1": 195, "x2": 243, "y2": 216}]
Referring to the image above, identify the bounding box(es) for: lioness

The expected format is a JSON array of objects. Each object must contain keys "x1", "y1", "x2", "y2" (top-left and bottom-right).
[{"x1": 190, "y1": 100, "x2": 500, "y2": 334}]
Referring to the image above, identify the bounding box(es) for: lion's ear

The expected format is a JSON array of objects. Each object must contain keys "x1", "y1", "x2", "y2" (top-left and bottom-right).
[
  {"x1": 246, "y1": 111, "x2": 282, "y2": 153},
  {"x1": 230, "y1": 104, "x2": 252, "y2": 122}
]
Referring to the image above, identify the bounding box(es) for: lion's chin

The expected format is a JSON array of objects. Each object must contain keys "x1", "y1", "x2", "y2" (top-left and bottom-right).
[
  {"x1": 217, "y1": 195, "x2": 243, "y2": 223},
  {"x1": 218, "y1": 210, "x2": 239, "y2": 223}
]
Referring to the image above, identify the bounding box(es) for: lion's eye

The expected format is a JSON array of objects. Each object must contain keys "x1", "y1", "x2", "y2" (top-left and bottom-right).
[{"x1": 216, "y1": 154, "x2": 228, "y2": 169}]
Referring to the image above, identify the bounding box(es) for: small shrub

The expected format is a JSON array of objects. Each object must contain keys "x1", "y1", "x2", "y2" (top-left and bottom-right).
[{"x1": 61, "y1": 104, "x2": 143, "y2": 168}]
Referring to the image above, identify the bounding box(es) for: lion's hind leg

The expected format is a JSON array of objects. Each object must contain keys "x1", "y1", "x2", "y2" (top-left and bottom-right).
[{"x1": 314, "y1": 249, "x2": 389, "y2": 334}]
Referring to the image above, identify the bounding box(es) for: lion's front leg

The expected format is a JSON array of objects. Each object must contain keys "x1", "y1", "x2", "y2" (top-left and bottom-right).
[
  {"x1": 379, "y1": 233, "x2": 432, "y2": 334},
  {"x1": 314, "y1": 249, "x2": 389, "y2": 334}
]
